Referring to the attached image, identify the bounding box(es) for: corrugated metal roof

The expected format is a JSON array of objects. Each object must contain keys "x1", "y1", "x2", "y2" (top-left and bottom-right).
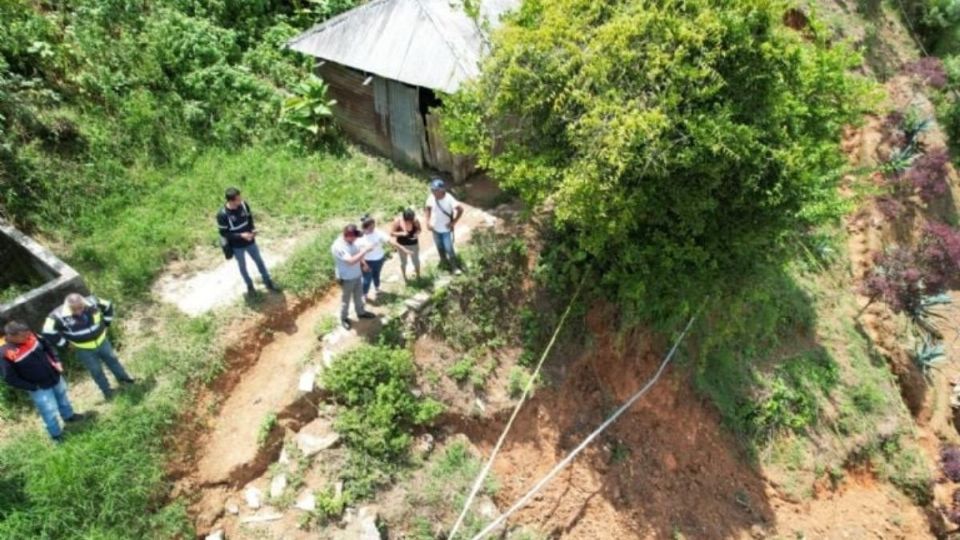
[{"x1": 287, "y1": 0, "x2": 518, "y2": 93}]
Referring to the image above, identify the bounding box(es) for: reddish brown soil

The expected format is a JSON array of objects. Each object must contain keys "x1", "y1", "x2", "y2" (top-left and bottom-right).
[
  {"x1": 452, "y1": 308, "x2": 775, "y2": 539},
  {"x1": 445, "y1": 305, "x2": 939, "y2": 538}
]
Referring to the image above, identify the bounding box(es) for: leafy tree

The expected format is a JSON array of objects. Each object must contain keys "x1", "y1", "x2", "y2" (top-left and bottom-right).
[{"x1": 444, "y1": 0, "x2": 870, "y2": 319}]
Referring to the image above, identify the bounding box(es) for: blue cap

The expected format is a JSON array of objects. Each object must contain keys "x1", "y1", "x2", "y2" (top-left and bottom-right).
[{"x1": 430, "y1": 178, "x2": 445, "y2": 191}]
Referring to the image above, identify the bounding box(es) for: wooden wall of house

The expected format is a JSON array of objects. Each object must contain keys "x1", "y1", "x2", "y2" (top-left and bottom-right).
[
  {"x1": 317, "y1": 61, "x2": 476, "y2": 180},
  {"x1": 317, "y1": 62, "x2": 392, "y2": 157}
]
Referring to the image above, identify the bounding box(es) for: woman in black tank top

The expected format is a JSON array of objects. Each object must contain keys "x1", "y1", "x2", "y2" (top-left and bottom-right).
[{"x1": 391, "y1": 208, "x2": 421, "y2": 280}]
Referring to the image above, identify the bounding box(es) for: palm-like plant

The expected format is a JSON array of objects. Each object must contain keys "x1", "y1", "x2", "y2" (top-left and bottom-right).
[
  {"x1": 281, "y1": 74, "x2": 337, "y2": 145},
  {"x1": 913, "y1": 336, "x2": 945, "y2": 378}
]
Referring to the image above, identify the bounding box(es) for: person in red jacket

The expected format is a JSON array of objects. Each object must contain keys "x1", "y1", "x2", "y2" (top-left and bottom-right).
[{"x1": 0, "y1": 321, "x2": 85, "y2": 442}]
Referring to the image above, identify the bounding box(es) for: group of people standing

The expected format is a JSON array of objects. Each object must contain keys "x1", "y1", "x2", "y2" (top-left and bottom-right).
[
  {"x1": 331, "y1": 178, "x2": 464, "y2": 329},
  {"x1": 1, "y1": 293, "x2": 134, "y2": 442},
  {"x1": 1, "y1": 177, "x2": 464, "y2": 445}
]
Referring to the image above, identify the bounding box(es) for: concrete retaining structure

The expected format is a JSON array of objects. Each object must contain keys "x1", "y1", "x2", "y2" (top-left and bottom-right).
[{"x1": 0, "y1": 219, "x2": 88, "y2": 330}]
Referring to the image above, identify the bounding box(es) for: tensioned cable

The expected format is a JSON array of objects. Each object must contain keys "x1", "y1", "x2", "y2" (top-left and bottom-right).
[
  {"x1": 467, "y1": 312, "x2": 699, "y2": 540},
  {"x1": 446, "y1": 277, "x2": 586, "y2": 539}
]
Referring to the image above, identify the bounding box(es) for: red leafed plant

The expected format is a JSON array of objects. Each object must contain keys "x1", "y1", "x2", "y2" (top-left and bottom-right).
[
  {"x1": 860, "y1": 247, "x2": 926, "y2": 315},
  {"x1": 875, "y1": 195, "x2": 906, "y2": 220},
  {"x1": 921, "y1": 221, "x2": 960, "y2": 291},
  {"x1": 905, "y1": 147, "x2": 950, "y2": 203},
  {"x1": 943, "y1": 445, "x2": 960, "y2": 482},
  {"x1": 903, "y1": 57, "x2": 949, "y2": 89}
]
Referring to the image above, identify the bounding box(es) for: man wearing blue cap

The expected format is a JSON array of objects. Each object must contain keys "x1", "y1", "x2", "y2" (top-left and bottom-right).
[{"x1": 424, "y1": 179, "x2": 464, "y2": 274}]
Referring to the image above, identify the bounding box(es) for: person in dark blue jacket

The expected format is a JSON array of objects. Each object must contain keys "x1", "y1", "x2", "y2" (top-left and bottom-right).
[
  {"x1": 1, "y1": 321, "x2": 85, "y2": 442},
  {"x1": 216, "y1": 187, "x2": 279, "y2": 296}
]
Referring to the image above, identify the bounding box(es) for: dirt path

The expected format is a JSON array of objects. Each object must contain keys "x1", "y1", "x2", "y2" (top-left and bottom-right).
[
  {"x1": 171, "y1": 203, "x2": 500, "y2": 535},
  {"x1": 154, "y1": 233, "x2": 306, "y2": 316}
]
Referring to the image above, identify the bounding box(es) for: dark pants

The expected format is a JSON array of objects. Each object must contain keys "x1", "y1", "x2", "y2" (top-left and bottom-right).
[
  {"x1": 233, "y1": 242, "x2": 273, "y2": 290},
  {"x1": 362, "y1": 257, "x2": 385, "y2": 295},
  {"x1": 74, "y1": 339, "x2": 131, "y2": 397}
]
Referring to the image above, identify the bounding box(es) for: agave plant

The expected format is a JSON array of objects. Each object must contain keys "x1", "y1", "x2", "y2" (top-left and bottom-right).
[
  {"x1": 882, "y1": 145, "x2": 920, "y2": 178},
  {"x1": 901, "y1": 105, "x2": 933, "y2": 146},
  {"x1": 913, "y1": 336, "x2": 945, "y2": 377},
  {"x1": 913, "y1": 292, "x2": 951, "y2": 339},
  {"x1": 281, "y1": 74, "x2": 338, "y2": 145}
]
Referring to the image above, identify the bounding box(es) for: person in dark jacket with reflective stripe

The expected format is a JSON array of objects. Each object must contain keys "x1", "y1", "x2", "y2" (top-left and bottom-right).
[
  {"x1": 42, "y1": 293, "x2": 134, "y2": 400},
  {"x1": 216, "y1": 187, "x2": 278, "y2": 296},
  {"x1": 1, "y1": 321, "x2": 85, "y2": 442}
]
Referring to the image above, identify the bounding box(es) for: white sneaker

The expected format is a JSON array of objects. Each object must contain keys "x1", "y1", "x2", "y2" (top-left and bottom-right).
[{"x1": 370, "y1": 289, "x2": 378, "y2": 302}]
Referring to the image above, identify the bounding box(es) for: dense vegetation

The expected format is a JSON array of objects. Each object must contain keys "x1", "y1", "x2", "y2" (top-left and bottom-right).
[{"x1": 445, "y1": 0, "x2": 870, "y2": 321}]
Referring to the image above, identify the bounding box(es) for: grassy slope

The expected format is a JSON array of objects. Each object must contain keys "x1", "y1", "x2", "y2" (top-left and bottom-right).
[
  {"x1": 692, "y1": 236, "x2": 929, "y2": 502},
  {"x1": 689, "y1": 0, "x2": 935, "y2": 506},
  {"x1": 0, "y1": 144, "x2": 427, "y2": 539},
  {"x1": 62, "y1": 144, "x2": 425, "y2": 301}
]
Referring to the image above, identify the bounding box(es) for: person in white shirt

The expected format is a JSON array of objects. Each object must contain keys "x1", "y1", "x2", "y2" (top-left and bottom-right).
[
  {"x1": 330, "y1": 224, "x2": 376, "y2": 329},
  {"x1": 358, "y1": 215, "x2": 407, "y2": 302},
  {"x1": 424, "y1": 178, "x2": 464, "y2": 274}
]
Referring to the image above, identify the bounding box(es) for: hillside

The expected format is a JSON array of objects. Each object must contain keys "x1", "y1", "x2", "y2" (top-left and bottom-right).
[{"x1": 3, "y1": 1, "x2": 960, "y2": 539}]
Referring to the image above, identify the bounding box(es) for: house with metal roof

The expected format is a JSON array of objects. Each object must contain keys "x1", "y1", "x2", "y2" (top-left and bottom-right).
[{"x1": 287, "y1": 0, "x2": 517, "y2": 178}]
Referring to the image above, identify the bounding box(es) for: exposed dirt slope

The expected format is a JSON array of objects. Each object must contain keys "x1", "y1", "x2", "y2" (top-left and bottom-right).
[{"x1": 450, "y1": 306, "x2": 933, "y2": 539}]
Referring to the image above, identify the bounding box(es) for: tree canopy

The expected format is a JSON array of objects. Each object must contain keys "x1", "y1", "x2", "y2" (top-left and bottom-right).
[{"x1": 444, "y1": 0, "x2": 871, "y2": 319}]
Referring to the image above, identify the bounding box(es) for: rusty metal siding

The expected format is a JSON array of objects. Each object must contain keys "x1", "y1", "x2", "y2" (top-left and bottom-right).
[
  {"x1": 317, "y1": 62, "x2": 392, "y2": 156},
  {"x1": 386, "y1": 80, "x2": 424, "y2": 167}
]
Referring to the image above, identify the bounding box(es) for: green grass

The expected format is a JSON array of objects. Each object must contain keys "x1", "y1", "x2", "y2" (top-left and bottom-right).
[
  {"x1": 66, "y1": 144, "x2": 425, "y2": 302},
  {"x1": 0, "y1": 283, "x2": 34, "y2": 305},
  {"x1": 0, "y1": 310, "x2": 219, "y2": 539},
  {"x1": 406, "y1": 440, "x2": 498, "y2": 540},
  {"x1": 314, "y1": 314, "x2": 341, "y2": 338}
]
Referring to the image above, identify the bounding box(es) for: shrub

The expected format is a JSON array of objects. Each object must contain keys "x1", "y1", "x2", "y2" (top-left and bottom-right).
[
  {"x1": 860, "y1": 248, "x2": 926, "y2": 315},
  {"x1": 920, "y1": 221, "x2": 960, "y2": 291},
  {"x1": 443, "y1": 0, "x2": 869, "y2": 320},
  {"x1": 426, "y1": 230, "x2": 528, "y2": 351},
  {"x1": 281, "y1": 74, "x2": 339, "y2": 148},
  {"x1": 323, "y1": 345, "x2": 444, "y2": 463},
  {"x1": 903, "y1": 57, "x2": 949, "y2": 88},
  {"x1": 942, "y1": 445, "x2": 960, "y2": 482},
  {"x1": 875, "y1": 195, "x2": 906, "y2": 220},
  {"x1": 905, "y1": 147, "x2": 950, "y2": 203}
]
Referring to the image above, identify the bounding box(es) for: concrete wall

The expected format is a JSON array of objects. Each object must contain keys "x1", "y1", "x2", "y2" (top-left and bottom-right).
[{"x1": 0, "y1": 219, "x2": 88, "y2": 331}]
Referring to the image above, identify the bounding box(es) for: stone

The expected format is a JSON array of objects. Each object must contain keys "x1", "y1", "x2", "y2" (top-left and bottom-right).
[
  {"x1": 335, "y1": 481, "x2": 344, "y2": 499},
  {"x1": 322, "y1": 348, "x2": 335, "y2": 368},
  {"x1": 476, "y1": 496, "x2": 500, "y2": 520},
  {"x1": 239, "y1": 513, "x2": 283, "y2": 524},
  {"x1": 295, "y1": 491, "x2": 316, "y2": 512},
  {"x1": 270, "y1": 473, "x2": 288, "y2": 499},
  {"x1": 324, "y1": 329, "x2": 346, "y2": 346},
  {"x1": 414, "y1": 433, "x2": 434, "y2": 456},
  {"x1": 298, "y1": 366, "x2": 318, "y2": 392},
  {"x1": 205, "y1": 530, "x2": 224, "y2": 540},
  {"x1": 278, "y1": 447, "x2": 290, "y2": 466},
  {"x1": 404, "y1": 292, "x2": 431, "y2": 312},
  {"x1": 295, "y1": 418, "x2": 341, "y2": 457},
  {"x1": 225, "y1": 501, "x2": 240, "y2": 515},
  {"x1": 335, "y1": 506, "x2": 381, "y2": 540},
  {"x1": 244, "y1": 486, "x2": 262, "y2": 510}
]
